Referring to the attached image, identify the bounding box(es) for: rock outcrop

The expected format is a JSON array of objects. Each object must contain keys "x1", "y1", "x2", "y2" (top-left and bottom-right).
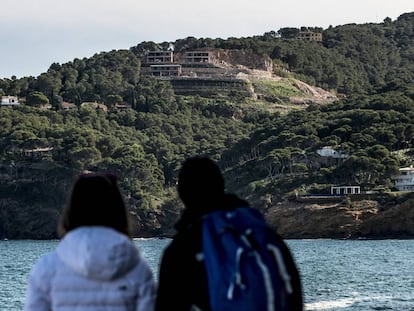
[{"x1": 264, "y1": 195, "x2": 414, "y2": 239}]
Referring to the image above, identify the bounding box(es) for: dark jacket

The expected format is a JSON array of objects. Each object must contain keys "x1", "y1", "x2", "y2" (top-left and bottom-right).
[{"x1": 155, "y1": 194, "x2": 303, "y2": 311}]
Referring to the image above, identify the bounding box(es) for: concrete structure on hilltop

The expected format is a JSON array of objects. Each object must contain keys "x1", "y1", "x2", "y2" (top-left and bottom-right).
[
  {"x1": 298, "y1": 31, "x2": 323, "y2": 42},
  {"x1": 184, "y1": 51, "x2": 211, "y2": 63},
  {"x1": 146, "y1": 51, "x2": 174, "y2": 64},
  {"x1": 143, "y1": 50, "x2": 215, "y2": 77},
  {"x1": 150, "y1": 64, "x2": 182, "y2": 77}
]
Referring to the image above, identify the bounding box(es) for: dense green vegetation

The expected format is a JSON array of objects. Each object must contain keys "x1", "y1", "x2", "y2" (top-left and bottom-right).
[{"x1": 1, "y1": 12, "x2": 414, "y2": 238}]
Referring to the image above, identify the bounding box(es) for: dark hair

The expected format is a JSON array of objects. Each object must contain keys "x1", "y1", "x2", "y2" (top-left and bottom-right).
[
  {"x1": 177, "y1": 157, "x2": 225, "y2": 209},
  {"x1": 58, "y1": 173, "x2": 130, "y2": 238}
]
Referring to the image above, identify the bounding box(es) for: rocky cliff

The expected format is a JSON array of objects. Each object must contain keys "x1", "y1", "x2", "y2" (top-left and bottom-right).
[
  {"x1": 2, "y1": 192, "x2": 413, "y2": 240},
  {"x1": 149, "y1": 192, "x2": 414, "y2": 240},
  {"x1": 264, "y1": 194, "x2": 414, "y2": 239}
]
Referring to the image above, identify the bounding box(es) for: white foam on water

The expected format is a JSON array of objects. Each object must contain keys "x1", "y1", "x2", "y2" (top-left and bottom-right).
[{"x1": 305, "y1": 297, "x2": 357, "y2": 310}]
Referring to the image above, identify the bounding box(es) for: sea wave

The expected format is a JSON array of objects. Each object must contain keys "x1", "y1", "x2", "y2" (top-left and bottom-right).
[{"x1": 305, "y1": 297, "x2": 357, "y2": 310}]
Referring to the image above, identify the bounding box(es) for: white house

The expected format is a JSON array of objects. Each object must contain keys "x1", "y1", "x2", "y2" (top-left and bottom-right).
[
  {"x1": 317, "y1": 146, "x2": 349, "y2": 159},
  {"x1": 391, "y1": 166, "x2": 414, "y2": 191},
  {"x1": 1, "y1": 96, "x2": 20, "y2": 106}
]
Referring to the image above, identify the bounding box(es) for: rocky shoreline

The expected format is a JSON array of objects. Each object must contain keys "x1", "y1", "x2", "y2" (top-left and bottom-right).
[
  {"x1": 2, "y1": 192, "x2": 413, "y2": 240},
  {"x1": 142, "y1": 192, "x2": 414, "y2": 240},
  {"x1": 264, "y1": 195, "x2": 414, "y2": 240}
]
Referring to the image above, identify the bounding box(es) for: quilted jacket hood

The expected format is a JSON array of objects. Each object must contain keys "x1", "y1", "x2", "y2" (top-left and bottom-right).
[{"x1": 57, "y1": 226, "x2": 140, "y2": 281}]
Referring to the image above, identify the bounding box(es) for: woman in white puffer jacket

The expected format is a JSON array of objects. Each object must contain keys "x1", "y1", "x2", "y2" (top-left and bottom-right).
[{"x1": 24, "y1": 173, "x2": 157, "y2": 311}]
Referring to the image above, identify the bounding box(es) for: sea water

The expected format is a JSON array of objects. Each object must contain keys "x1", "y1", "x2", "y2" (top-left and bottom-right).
[{"x1": 1, "y1": 239, "x2": 413, "y2": 310}]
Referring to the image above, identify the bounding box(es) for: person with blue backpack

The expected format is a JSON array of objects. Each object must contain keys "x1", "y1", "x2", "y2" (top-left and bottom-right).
[{"x1": 155, "y1": 156, "x2": 303, "y2": 311}]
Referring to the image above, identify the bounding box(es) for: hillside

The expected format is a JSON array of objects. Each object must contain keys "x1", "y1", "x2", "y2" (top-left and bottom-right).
[{"x1": 0, "y1": 13, "x2": 414, "y2": 239}]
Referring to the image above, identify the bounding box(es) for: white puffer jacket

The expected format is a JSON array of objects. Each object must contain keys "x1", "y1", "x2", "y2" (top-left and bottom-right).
[{"x1": 24, "y1": 226, "x2": 156, "y2": 311}]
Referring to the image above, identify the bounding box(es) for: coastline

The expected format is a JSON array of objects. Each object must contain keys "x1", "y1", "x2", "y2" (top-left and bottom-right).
[
  {"x1": 264, "y1": 196, "x2": 414, "y2": 240},
  {"x1": 1, "y1": 193, "x2": 414, "y2": 240}
]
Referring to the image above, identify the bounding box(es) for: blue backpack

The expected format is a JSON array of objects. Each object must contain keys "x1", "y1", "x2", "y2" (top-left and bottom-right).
[{"x1": 201, "y1": 207, "x2": 293, "y2": 311}]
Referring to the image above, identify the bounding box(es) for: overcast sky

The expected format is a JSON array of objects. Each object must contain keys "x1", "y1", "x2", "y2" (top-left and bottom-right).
[{"x1": 1, "y1": 0, "x2": 413, "y2": 79}]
